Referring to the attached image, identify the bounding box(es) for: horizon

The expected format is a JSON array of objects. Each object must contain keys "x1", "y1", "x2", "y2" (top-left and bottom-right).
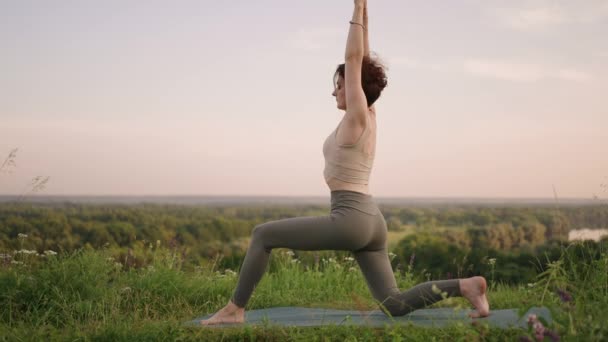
[
  {"x1": 0, "y1": 193, "x2": 594, "y2": 199},
  {"x1": 0, "y1": 194, "x2": 602, "y2": 207}
]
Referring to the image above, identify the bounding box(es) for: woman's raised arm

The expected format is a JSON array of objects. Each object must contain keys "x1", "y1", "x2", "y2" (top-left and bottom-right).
[
  {"x1": 363, "y1": 3, "x2": 369, "y2": 56},
  {"x1": 344, "y1": 0, "x2": 369, "y2": 125},
  {"x1": 345, "y1": 0, "x2": 365, "y2": 61}
]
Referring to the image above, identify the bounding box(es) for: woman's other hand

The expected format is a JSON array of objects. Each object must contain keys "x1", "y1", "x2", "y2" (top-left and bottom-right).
[{"x1": 354, "y1": 0, "x2": 366, "y2": 8}]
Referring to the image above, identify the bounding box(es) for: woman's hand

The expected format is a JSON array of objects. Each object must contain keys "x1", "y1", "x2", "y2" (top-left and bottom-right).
[
  {"x1": 354, "y1": 0, "x2": 366, "y2": 8},
  {"x1": 362, "y1": 1, "x2": 369, "y2": 55}
]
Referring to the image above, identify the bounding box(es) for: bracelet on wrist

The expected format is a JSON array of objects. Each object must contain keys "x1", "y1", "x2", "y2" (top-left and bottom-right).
[{"x1": 349, "y1": 21, "x2": 366, "y2": 30}]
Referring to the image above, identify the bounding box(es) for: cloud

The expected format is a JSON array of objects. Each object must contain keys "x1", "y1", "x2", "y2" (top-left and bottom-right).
[
  {"x1": 389, "y1": 57, "x2": 421, "y2": 69},
  {"x1": 464, "y1": 60, "x2": 544, "y2": 82},
  {"x1": 390, "y1": 56, "x2": 592, "y2": 83},
  {"x1": 491, "y1": 1, "x2": 608, "y2": 31},
  {"x1": 494, "y1": 5, "x2": 568, "y2": 31},
  {"x1": 556, "y1": 69, "x2": 592, "y2": 82},
  {"x1": 464, "y1": 59, "x2": 592, "y2": 82},
  {"x1": 285, "y1": 27, "x2": 343, "y2": 52},
  {"x1": 389, "y1": 57, "x2": 451, "y2": 72}
]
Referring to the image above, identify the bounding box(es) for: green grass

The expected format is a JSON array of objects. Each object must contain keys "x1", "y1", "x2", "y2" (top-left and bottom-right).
[{"x1": 1, "y1": 241, "x2": 607, "y2": 341}]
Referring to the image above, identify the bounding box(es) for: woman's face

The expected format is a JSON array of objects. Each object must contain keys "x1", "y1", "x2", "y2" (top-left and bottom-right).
[{"x1": 332, "y1": 75, "x2": 346, "y2": 111}]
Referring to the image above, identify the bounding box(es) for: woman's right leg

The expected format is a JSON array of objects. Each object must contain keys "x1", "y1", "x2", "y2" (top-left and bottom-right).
[
  {"x1": 354, "y1": 248, "x2": 462, "y2": 316},
  {"x1": 354, "y1": 248, "x2": 489, "y2": 317}
]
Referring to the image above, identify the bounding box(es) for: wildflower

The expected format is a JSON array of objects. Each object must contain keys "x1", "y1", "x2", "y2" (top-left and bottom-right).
[
  {"x1": 556, "y1": 288, "x2": 572, "y2": 303},
  {"x1": 431, "y1": 284, "x2": 441, "y2": 294},
  {"x1": 487, "y1": 258, "x2": 497, "y2": 266},
  {"x1": 11, "y1": 260, "x2": 24, "y2": 265},
  {"x1": 388, "y1": 252, "x2": 396, "y2": 261},
  {"x1": 544, "y1": 329, "x2": 560, "y2": 342},
  {"x1": 527, "y1": 283, "x2": 535, "y2": 288},
  {"x1": 44, "y1": 250, "x2": 57, "y2": 256},
  {"x1": 286, "y1": 250, "x2": 295, "y2": 257},
  {"x1": 290, "y1": 259, "x2": 300, "y2": 264},
  {"x1": 526, "y1": 313, "x2": 560, "y2": 342},
  {"x1": 343, "y1": 256, "x2": 354, "y2": 262},
  {"x1": 348, "y1": 267, "x2": 357, "y2": 272},
  {"x1": 526, "y1": 314, "x2": 545, "y2": 341},
  {"x1": 16, "y1": 249, "x2": 37, "y2": 255},
  {"x1": 0, "y1": 254, "x2": 11, "y2": 260},
  {"x1": 533, "y1": 321, "x2": 545, "y2": 340},
  {"x1": 18, "y1": 233, "x2": 28, "y2": 239},
  {"x1": 224, "y1": 269, "x2": 237, "y2": 276},
  {"x1": 431, "y1": 283, "x2": 449, "y2": 299}
]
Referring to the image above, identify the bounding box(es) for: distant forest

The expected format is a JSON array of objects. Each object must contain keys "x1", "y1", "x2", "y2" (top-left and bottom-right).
[{"x1": 1, "y1": 202, "x2": 607, "y2": 284}]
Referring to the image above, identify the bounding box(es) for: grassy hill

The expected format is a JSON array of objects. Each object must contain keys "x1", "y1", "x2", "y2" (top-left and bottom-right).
[{"x1": 1, "y1": 237, "x2": 606, "y2": 341}]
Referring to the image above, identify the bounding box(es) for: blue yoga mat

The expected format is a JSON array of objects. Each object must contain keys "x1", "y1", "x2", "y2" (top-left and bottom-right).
[{"x1": 187, "y1": 306, "x2": 551, "y2": 328}]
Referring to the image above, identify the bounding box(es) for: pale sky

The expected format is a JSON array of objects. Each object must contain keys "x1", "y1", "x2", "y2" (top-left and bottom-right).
[{"x1": 1, "y1": 0, "x2": 607, "y2": 198}]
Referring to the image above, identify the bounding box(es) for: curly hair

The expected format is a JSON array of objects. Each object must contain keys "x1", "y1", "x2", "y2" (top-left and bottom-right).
[{"x1": 334, "y1": 55, "x2": 388, "y2": 107}]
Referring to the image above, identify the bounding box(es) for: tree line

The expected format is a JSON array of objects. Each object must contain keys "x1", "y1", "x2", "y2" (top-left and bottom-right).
[{"x1": 1, "y1": 202, "x2": 606, "y2": 284}]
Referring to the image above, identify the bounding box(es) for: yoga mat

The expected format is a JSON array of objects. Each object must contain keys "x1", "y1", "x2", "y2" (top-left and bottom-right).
[{"x1": 187, "y1": 306, "x2": 551, "y2": 329}]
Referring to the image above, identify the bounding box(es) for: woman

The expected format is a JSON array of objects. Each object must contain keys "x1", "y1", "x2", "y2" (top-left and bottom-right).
[{"x1": 201, "y1": 0, "x2": 489, "y2": 325}]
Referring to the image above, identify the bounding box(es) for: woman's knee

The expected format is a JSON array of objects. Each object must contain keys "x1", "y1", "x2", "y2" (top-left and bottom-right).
[
  {"x1": 375, "y1": 293, "x2": 412, "y2": 317},
  {"x1": 379, "y1": 301, "x2": 411, "y2": 317},
  {"x1": 252, "y1": 223, "x2": 267, "y2": 240},
  {"x1": 251, "y1": 222, "x2": 275, "y2": 248}
]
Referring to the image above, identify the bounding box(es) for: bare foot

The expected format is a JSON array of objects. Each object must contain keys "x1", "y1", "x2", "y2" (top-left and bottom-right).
[
  {"x1": 200, "y1": 300, "x2": 245, "y2": 326},
  {"x1": 459, "y1": 276, "x2": 490, "y2": 318}
]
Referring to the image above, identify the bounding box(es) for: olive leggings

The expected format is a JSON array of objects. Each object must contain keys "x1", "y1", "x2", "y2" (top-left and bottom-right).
[{"x1": 231, "y1": 190, "x2": 461, "y2": 316}]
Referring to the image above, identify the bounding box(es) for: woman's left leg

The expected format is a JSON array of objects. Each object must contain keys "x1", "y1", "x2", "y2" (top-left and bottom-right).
[{"x1": 232, "y1": 213, "x2": 373, "y2": 308}]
